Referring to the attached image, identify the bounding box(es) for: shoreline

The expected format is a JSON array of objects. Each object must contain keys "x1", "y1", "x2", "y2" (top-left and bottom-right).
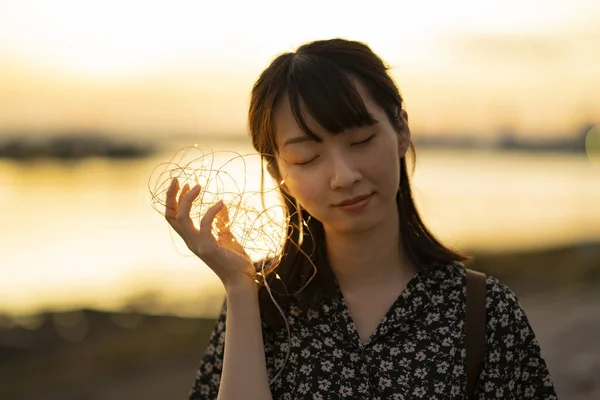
[
  {"x1": 1, "y1": 241, "x2": 599, "y2": 399},
  {"x1": 1, "y1": 240, "x2": 599, "y2": 320}
]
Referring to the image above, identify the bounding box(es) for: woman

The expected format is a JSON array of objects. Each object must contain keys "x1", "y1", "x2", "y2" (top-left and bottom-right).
[{"x1": 165, "y1": 38, "x2": 557, "y2": 399}]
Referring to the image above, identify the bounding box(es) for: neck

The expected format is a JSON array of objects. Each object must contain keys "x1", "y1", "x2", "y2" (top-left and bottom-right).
[{"x1": 324, "y1": 208, "x2": 414, "y2": 290}]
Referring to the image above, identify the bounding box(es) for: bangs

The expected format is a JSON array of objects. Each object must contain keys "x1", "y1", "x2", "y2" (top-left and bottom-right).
[{"x1": 287, "y1": 55, "x2": 378, "y2": 140}]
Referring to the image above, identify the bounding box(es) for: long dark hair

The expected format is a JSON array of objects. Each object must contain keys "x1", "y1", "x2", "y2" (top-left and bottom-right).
[{"x1": 248, "y1": 38, "x2": 470, "y2": 329}]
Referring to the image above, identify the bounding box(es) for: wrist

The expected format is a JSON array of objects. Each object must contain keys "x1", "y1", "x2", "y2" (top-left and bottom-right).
[{"x1": 225, "y1": 275, "x2": 259, "y2": 297}]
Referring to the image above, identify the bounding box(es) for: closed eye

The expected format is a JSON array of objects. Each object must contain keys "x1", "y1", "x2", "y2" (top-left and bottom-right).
[
  {"x1": 351, "y1": 134, "x2": 376, "y2": 146},
  {"x1": 295, "y1": 156, "x2": 318, "y2": 166}
]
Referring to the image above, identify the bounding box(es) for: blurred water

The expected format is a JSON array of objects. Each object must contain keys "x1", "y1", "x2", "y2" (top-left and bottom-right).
[{"x1": 1, "y1": 140, "x2": 599, "y2": 317}]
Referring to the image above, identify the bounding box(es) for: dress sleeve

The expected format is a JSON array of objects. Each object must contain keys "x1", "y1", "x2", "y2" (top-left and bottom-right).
[
  {"x1": 188, "y1": 300, "x2": 227, "y2": 400},
  {"x1": 475, "y1": 277, "x2": 558, "y2": 399}
]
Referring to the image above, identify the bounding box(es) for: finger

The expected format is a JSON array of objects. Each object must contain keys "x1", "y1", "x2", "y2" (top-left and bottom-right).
[
  {"x1": 215, "y1": 203, "x2": 231, "y2": 231},
  {"x1": 215, "y1": 204, "x2": 236, "y2": 242},
  {"x1": 174, "y1": 183, "x2": 191, "y2": 223},
  {"x1": 214, "y1": 204, "x2": 248, "y2": 256},
  {"x1": 199, "y1": 200, "x2": 224, "y2": 238},
  {"x1": 176, "y1": 184, "x2": 201, "y2": 235},
  {"x1": 178, "y1": 183, "x2": 191, "y2": 205},
  {"x1": 215, "y1": 205, "x2": 241, "y2": 244},
  {"x1": 165, "y1": 178, "x2": 180, "y2": 220},
  {"x1": 218, "y1": 228, "x2": 246, "y2": 255}
]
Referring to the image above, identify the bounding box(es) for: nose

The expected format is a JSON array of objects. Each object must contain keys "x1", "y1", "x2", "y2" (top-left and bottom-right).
[{"x1": 330, "y1": 153, "x2": 361, "y2": 190}]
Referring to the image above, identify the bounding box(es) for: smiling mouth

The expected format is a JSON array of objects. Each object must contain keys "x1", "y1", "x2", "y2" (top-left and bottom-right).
[{"x1": 334, "y1": 193, "x2": 373, "y2": 207}]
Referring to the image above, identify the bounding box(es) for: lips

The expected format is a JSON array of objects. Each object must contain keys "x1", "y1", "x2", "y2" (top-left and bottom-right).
[{"x1": 335, "y1": 193, "x2": 373, "y2": 207}]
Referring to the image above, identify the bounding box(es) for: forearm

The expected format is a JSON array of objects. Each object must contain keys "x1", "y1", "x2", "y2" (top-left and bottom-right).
[{"x1": 217, "y1": 282, "x2": 272, "y2": 400}]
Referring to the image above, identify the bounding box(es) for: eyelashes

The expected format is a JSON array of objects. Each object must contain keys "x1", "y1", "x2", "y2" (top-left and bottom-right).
[
  {"x1": 294, "y1": 133, "x2": 377, "y2": 167},
  {"x1": 351, "y1": 133, "x2": 376, "y2": 146},
  {"x1": 295, "y1": 157, "x2": 318, "y2": 166}
]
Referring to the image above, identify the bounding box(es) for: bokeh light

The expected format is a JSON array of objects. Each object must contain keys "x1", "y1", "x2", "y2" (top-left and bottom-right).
[{"x1": 585, "y1": 125, "x2": 600, "y2": 166}]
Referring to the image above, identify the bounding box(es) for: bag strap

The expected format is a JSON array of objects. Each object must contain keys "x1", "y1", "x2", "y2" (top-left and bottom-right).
[{"x1": 465, "y1": 269, "x2": 487, "y2": 399}]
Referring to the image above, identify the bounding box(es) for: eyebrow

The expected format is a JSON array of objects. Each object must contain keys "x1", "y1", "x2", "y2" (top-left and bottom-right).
[
  {"x1": 282, "y1": 135, "x2": 319, "y2": 148},
  {"x1": 281, "y1": 121, "x2": 379, "y2": 148}
]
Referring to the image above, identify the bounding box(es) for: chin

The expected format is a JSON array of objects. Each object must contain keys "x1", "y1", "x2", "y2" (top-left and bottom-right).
[
  {"x1": 328, "y1": 200, "x2": 396, "y2": 235},
  {"x1": 326, "y1": 217, "x2": 382, "y2": 235}
]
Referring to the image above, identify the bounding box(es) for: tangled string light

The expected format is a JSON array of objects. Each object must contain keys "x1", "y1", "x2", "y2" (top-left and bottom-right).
[
  {"x1": 148, "y1": 144, "x2": 290, "y2": 264},
  {"x1": 148, "y1": 144, "x2": 317, "y2": 383}
]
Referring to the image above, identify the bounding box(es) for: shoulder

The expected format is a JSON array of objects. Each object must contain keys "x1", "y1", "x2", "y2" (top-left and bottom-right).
[
  {"x1": 447, "y1": 263, "x2": 537, "y2": 350},
  {"x1": 436, "y1": 262, "x2": 525, "y2": 313},
  {"x1": 441, "y1": 263, "x2": 539, "y2": 356},
  {"x1": 484, "y1": 275, "x2": 526, "y2": 323},
  {"x1": 430, "y1": 262, "x2": 528, "y2": 326},
  {"x1": 483, "y1": 275, "x2": 535, "y2": 346}
]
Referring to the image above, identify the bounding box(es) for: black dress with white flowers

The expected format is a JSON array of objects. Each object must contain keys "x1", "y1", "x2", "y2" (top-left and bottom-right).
[{"x1": 189, "y1": 262, "x2": 557, "y2": 399}]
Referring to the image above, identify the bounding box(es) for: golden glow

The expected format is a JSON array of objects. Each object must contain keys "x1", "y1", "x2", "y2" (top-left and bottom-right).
[
  {"x1": 0, "y1": 1, "x2": 598, "y2": 136},
  {"x1": 2, "y1": 148, "x2": 600, "y2": 316},
  {"x1": 0, "y1": 0, "x2": 581, "y2": 76},
  {"x1": 2, "y1": 1, "x2": 600, "y2": 318}
]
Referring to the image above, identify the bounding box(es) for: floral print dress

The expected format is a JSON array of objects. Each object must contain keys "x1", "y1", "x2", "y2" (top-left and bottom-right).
[{"x1": 189, "y1": 262, "x2": 558, "y2": 399}]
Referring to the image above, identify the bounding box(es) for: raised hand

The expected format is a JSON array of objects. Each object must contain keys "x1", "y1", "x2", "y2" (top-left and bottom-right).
[{"x1": 164, "y1": 177, "x2": 256, "y2": 289}]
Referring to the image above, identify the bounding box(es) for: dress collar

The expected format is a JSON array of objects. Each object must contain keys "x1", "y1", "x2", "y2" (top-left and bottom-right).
[{"x1": 326, "y1": 270, "x2": 437, "y2": 347}]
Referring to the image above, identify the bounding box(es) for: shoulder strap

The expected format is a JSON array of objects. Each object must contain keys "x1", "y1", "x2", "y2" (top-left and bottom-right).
[{"x1": 465, "y1": 269, "x2": 487, "y2": 400}]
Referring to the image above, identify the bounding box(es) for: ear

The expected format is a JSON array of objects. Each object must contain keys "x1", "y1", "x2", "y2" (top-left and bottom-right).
[{"x1": 398, "y1": 109, "x2": 411, "y2": 156}]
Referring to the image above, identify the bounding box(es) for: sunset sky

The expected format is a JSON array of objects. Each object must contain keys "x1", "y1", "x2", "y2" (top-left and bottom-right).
[{"x1": 0, "y1": 0, "x2": 598, "y2": 139}]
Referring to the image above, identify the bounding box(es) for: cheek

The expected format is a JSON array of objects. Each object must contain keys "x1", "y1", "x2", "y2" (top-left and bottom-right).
[
  {"x1": 369, "y1": 140, "x2": 401, "y2": 186},
  {"x1": 284, "y1": 171, "x2": 324, "y2": 207}
]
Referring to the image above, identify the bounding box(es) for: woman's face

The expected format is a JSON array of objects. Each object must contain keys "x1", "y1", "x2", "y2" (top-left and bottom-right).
[{"x1": 274, "y1": 80, "x2": 410, "y2": 235}]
